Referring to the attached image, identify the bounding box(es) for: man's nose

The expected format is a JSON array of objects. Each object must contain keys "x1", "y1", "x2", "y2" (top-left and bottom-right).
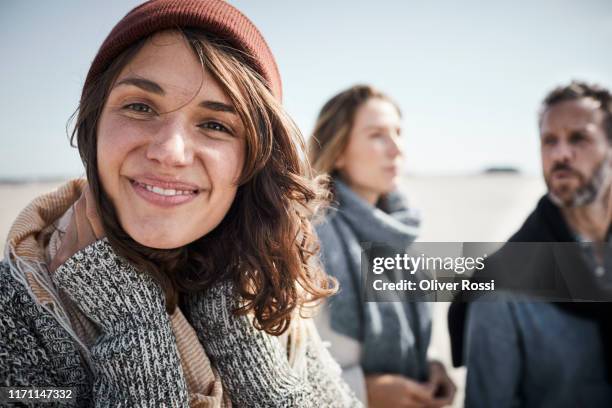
[{"x1": 549, "y1": 141, "x2": 574, "y2": 163}]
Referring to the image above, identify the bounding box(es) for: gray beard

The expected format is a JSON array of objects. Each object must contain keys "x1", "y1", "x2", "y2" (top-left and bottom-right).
[{"x1": 548, "y1": 154, "x2": 611, "y2": 208}]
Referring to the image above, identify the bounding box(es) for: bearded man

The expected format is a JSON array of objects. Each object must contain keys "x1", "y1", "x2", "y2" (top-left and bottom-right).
[{"x1": 449, "y1": 81, "x2": 612, "y2": 408}]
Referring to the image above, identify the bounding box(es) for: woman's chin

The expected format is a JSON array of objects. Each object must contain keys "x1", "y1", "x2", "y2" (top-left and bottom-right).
[
  {"x1": 126, "y1": 228, "x2": 193, "y2": 250},
  {"x1": 378, "y1": 181, "x2": 398, "y2": 195}
]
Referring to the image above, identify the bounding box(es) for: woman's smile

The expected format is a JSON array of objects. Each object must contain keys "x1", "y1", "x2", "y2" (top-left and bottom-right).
[{"x1": 128, "y1": 175, "x2": 203, "y2": 208}]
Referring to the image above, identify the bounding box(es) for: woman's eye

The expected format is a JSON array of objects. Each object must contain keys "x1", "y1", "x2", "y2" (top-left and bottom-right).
[
  {"x1": 199, "y1": 121, "x2": 230, "y2": 134},
  {"x1": 124, "y1": 102, "x2": 153, "y2": 114}
]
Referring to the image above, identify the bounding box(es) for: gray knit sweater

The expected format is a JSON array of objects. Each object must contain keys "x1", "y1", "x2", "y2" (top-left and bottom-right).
[
  {"x1": 0, "y1": 239, "x2": 360, "y2": 407},
  {"x1": 183, "y1": 281, "x2": 361, "y2": 407},
  {"x1": 1, "y1": 239, "x2": 189, "y2": 407}
]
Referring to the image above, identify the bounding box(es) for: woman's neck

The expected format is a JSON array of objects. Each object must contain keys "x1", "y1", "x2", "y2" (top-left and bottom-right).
[{"x1": 345, "y1": 184, "x2": 379, "y2": 206}]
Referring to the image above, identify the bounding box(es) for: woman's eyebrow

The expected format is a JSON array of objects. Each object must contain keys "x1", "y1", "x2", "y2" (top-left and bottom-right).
[
  {"x1": 113, "y1": 77, "x2": 236, "y2": 114},
  {"x1": 363, "y1": 124, "x2": 392, "y2": 131},
  {"x1": 113, "y1": 77, "x2": 165, "y2": 95},
  {"x1": 199, "y1": 100, "x2": 236, "y2": 114}
]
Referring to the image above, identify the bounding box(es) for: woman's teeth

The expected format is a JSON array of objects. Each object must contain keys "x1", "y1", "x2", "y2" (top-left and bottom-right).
[{"x1": 138, "y1": 182, "x2": 196, "y2": 196}]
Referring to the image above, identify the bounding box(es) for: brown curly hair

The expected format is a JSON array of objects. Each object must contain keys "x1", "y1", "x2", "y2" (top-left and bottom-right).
[{"x1": 70, "y1": 28, "x2": 336, "y2": 335}]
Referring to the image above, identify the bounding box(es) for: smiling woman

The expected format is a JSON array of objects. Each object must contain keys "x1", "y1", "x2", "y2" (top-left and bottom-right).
[
  {"x1": 96, "y1": 31, "x2": 246, "y2": 250},
  {"x1": 0, "y1": 1, "x2": 360, "y2": 407}
]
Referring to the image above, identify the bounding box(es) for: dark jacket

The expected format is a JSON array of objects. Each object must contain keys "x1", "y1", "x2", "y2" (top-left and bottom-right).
[{"x1": 448, "y1": 194, "x2": 612, "y2": 372}]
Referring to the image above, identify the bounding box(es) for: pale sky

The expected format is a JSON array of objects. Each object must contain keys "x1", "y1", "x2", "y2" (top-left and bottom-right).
[{"x1": 1, "y1": 0, "x2": 611, "y2": 179}]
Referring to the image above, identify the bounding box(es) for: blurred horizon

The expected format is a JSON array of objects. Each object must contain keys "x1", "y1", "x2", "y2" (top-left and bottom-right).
[
  {"x1": 1, "y1": 0, "x2": 611, "y2": 179},
  {"x1": 0, "y1": 168, "x2": 532, "y2": 183}
]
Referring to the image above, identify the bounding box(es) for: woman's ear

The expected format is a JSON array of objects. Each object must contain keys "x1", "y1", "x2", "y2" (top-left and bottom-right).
[{"x1": 334, "y1": 152, "x2": 346, "y2": 170}]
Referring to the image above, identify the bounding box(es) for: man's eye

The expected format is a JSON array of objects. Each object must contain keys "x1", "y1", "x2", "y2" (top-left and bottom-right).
[
  {"x1": 124, "y1": 103, "x2": 153, "y2": 113},
  {"x1": 569, "y1": 132, "x2": 587, "y2": 144},
  {"x1": 199, "y1": 121, "x2": 230, "y2": 133}
]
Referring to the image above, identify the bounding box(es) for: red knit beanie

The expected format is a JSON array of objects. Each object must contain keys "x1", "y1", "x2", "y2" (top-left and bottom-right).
[{"x1": 84, "y1": 0, "x2": 282, "y2": 100}]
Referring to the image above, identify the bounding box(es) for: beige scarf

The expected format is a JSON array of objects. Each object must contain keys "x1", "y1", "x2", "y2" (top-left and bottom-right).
[{"x1": 5, "y1": 179, "x2": 230, "y2": 407}]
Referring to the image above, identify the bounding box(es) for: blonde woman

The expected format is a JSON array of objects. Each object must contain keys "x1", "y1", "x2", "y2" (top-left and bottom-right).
[{"x1": 309, "y1": 85, "x2": 456, "y2": 408}]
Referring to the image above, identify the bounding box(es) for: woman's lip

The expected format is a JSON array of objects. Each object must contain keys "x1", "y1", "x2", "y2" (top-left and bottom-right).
[
  {"x1": 129, "y1": 178, "x2": 200, "y2": 208},
  {"x1": 384, "y1": 167, "x2": 399, "y2": 175},
  {"x1": 130, "y1": 175, "x2": 202, "y2": 191}
]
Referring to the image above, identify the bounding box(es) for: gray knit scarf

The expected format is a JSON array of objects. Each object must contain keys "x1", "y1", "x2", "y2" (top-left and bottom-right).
[{"x1": 316, "y1": 178, "x2": 432, "y2": 381}]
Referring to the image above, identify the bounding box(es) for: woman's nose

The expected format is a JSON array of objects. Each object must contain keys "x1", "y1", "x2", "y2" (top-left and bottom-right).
[
  {"x1": 386, "y1": 134, "x2": 402, "y2": 157},
  {"x1": 146, "y1": 119, "x2": 193, "y2": 167}
]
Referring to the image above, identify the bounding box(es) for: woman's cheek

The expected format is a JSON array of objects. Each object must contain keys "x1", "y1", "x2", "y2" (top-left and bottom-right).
[
  {"x1": 96, "y1": 114, "x2": 147, "y2": 197},
  {"x1": 371, "y1": 138, "x2": 389, "y2": 155},
  {"x1": 207, "y1": 142, "x2": 245, "y2": 187},
  {"x1": 101, "y1": 109, "x2": 162, "y2": 144},
  {"x1": 98, "y1": 113, "x2": 136, "y2": 153},
  {"x1": 97, "y1": 115, "x2": 122, "y2": 183}
]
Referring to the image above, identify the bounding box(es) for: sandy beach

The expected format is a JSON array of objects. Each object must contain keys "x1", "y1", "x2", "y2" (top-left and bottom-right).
[
  {"x1": 0, "y1": 174, "x2": 546, "y2": 407},
  {"x1": 403, "y1": 174, "x2": 545, "y2": 407}
]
